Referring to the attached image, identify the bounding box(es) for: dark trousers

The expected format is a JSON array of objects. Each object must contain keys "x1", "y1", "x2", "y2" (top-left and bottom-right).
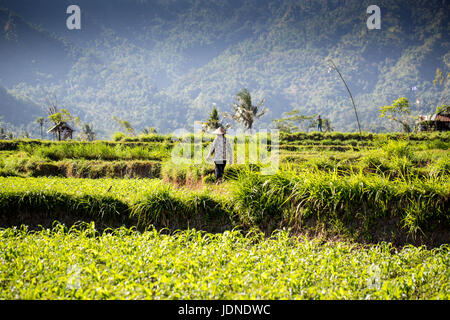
[{"x1": 214, "y1": 161, "x2": 226, "y2": 179}]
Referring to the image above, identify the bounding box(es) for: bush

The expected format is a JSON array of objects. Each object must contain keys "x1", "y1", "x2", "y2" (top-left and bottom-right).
[
  {"x1": 131, "y1": 186, "x2": 183, "y2": 227},
  {"x1": 112, "y1": 132, "x2": 126, "y2": 141}
]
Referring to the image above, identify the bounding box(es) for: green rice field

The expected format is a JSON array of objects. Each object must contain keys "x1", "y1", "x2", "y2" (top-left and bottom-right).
[{"x1": 0, "y1": 132, "x2": 449, "y2": 299}]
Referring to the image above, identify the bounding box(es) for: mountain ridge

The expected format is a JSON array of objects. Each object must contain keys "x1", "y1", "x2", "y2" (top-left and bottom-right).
[{"x1": 0, "y1": 0, "x2": 448, "y2": 138}]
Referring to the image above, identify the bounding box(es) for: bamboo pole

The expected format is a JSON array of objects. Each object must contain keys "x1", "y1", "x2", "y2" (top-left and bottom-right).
[{"x1": 329, "y1": 60, "x2": 362, "y2": 135}]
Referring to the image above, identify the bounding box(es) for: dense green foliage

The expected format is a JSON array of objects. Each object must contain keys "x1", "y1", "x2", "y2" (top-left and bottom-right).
[
  {"x1": 17, "y1": 142, "x2": 169, "y2": 161},
  {"x1": 0, "y1": 0, "x2": 448, "y2": 138},
  {"x1": 231, "y1": 170, "x2": 449, "y2": 236},
  {"x1": 0, "y1": 162, "x2": 448, "y2": 245},
  {"x1": 0, "y1": 225, "x2": 448, "y2": 299},
  {"x1": 0, "y1": 176, "x2": 231, "y2": 232},
  {"x1": 1, "y1": 132, "x2": 448, "y2": 180},
  {"x1": 0, "y1": 131, "x2": 448, "y2": 299}
]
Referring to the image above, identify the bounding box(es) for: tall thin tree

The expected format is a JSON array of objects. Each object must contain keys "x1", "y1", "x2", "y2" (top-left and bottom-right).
[
  {"x1": 328, "y1": 60, "x2": 362, "y2": 135},
  {"x1": 36, "y1": 117, "x2": 45, "y2": 139}
]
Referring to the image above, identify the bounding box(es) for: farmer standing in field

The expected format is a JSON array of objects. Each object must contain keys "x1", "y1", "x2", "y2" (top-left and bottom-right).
[
  {"x1": 317, "y1": 115, "x2": 323, "y2": 132},
  {"x1": 206, "y1": 126, "x2": 233, "y2": 182}
]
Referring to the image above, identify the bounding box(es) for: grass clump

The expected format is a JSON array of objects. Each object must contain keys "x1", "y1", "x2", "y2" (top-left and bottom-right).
[
  {"x1": 230, "y1": 170, "x2": 449, "y2": 238},
  {"x1": 0, "y1": 177, "x2": 231, "y2": 233}
]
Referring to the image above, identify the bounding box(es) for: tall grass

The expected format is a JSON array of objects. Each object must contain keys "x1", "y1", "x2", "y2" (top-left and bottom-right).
[
  {"x1": 112, "y1": 132, "x2": 172, "y2": 142},
  {"x1": 230, "y1": 170, "x2": 449, "y2": 236},
  {"x1": 0, "y1": 177, "x2": 231, "y2": 232},
  {"x1": 0, "y1": 156, "x2": 161, "y2": 179},
  {"x1": 1, "y1": 171, "x2": 447, "y2": 245},
  {"x1": 19, "y1": 142, "x2": 169, "y2": 161},
  {"x1": 130, "y1": 187, "x2": 231, "y2": 231},
  {"x1": 160, "y1": 161, "x2": 214, "y2": 185},
  {"x1": 355, "y1": 140, "x2": 443, "y2": 179}
]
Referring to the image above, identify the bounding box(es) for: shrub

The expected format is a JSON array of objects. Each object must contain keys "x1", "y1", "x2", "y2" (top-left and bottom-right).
[{"x1": 112, "y1": 132, "x2": 126, "y2": 141}]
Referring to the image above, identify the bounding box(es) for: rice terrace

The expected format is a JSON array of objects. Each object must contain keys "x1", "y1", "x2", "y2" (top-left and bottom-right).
[
  {"x1": 0, "y1": 131, "x2": 449, "y2": 299},
  {"x1": 0, "y1": 0, "x2": 449, "y2": 303}
]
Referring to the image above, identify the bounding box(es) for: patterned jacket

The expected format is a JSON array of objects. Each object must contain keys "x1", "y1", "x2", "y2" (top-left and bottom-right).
[{"x1": 206, "y1": 135, "x2": 233, "y2": 164}]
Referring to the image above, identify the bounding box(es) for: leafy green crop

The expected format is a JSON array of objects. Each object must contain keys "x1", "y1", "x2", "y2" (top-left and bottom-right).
[{"x1": 0, "y1": 224, "x2": 448, "y2": 299}]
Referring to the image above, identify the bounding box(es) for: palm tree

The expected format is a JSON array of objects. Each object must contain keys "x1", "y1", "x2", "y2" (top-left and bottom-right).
[
  {"x1": 0, "y1": 126, "x2": 6, "y2": 139},
  {"x1": 80, "y1": 123, "x2": 96, "y2": 141},
  {"x1": 322, "y1": 118, "x2": 334, "y2": 132},
  {"x1": 224, "y1": 89, "x2": 268, "y2": 132},
  {"x1": 142, "y1": 127, "x2": 157, "y2": 134},
  {"x1": 36, "y1": 117, "x2": 45, "y2": 139},
  {"x1": 112, "y1": 116, "x2": 136, "y2": 136}
]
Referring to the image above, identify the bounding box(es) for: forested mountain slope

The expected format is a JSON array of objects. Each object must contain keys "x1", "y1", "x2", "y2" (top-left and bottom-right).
[{"x1": 0, "y1": 0, "x2": 448, "y2": 138}]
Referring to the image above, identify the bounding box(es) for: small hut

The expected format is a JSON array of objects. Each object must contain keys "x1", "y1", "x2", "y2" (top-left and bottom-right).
[
  {"x1": 47, "y1": 122, "x2": 75, "y2": 141},
  {"x1": 416, "y1": 110, "x2": 450, "y2": 132}
]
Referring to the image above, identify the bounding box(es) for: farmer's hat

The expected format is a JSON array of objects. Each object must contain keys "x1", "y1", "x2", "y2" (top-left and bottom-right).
[{"x1": 213, "y1": 126, "x2": 226, "y2": 135}]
